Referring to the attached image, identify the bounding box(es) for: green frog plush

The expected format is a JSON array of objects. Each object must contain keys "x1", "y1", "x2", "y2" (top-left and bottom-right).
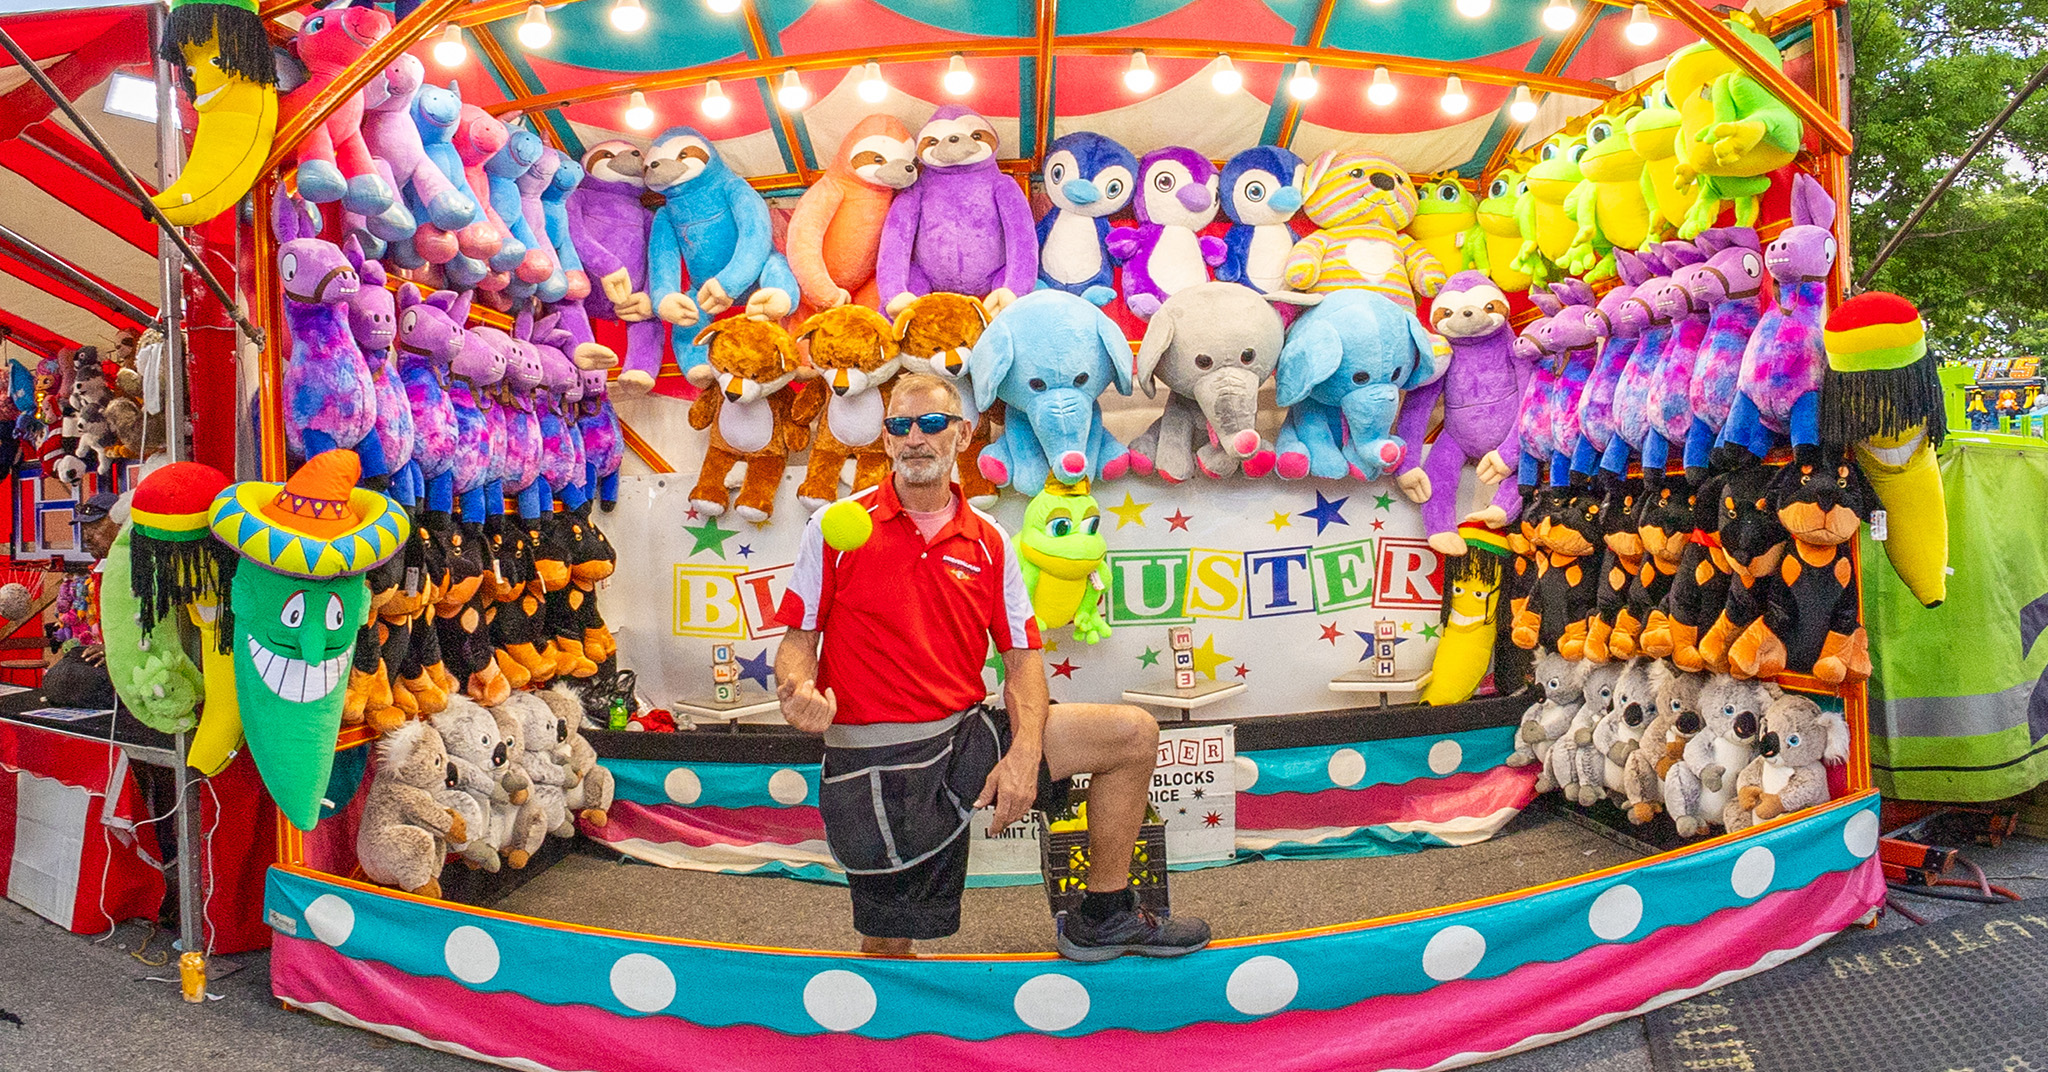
[
  {"x1": 1627, "y1": 80, "x2": 1699, "y2": 241},
  {"x1": 1513, "y1": 130, "x2": 1587, "y2": 286},
  {"x1": 1477, "y1": 168, "x2": 1532, "y2": 290},
  {"x1": 1666, "y1": 12, "x2": 1803, "y2": 237},
  {"x1": 1561, "y1": 107, "x2": 1650, "y2": 282},
  {"x1": 1015, "y1": 478, "x2": 1110, "y2": 644},
  {"x1": 1408, "y1": 173, "x2": 1485, "y2": 278}
]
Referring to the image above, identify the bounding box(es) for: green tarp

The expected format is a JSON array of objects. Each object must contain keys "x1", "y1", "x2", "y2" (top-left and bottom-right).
[{"x1": 1867, "y1": 439, "x2": 2048, "y2": 801}]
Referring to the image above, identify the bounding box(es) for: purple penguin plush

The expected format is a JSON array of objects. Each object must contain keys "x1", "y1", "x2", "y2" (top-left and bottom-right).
[
  {"x1": 342, "y1": 236, "x2": 414, "y2": 495},
  {"x1": 1396, "y1": 271, "x2": 1525, "y2": 553},
  {"x1": 274, "y1": 195, "x2": 381, "y2": 477},
  {"x1": 1718, "y1": 173, "x2": 1838, "y2": 466},
  {"x1": 877, "y1": 106, "x2": 1038, "y2": 318},
  {"x1": 394, "y1": 284, "x2": 464, "y2": 514},
  {"x1": 1106, "y1": 147, "x2": 1229, "y2": 319},
  {"x1": 566, "y1": 141, "x2": 661, "y2": 394},
  {"x1": 1570, "y1": 249, "x2": 1653, "y2": 481},
  {"x1": 1680, "y1": 228, "x2": 1765, "y2": 478}
]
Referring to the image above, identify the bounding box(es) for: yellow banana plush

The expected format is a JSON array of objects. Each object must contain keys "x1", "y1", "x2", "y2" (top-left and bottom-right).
[
  {"x1": 1854, "y1": 432, "x2": 1947, "y2": 608},
  {"x1": 154, "y1": 2, "x2": 279, "y2": 227},
  {"x1": 1422, "y1": 526, "x2": 1510, "y2": 705},
  {"x1": 185, "y1": 594, "x2": 243, "y2": 776}
]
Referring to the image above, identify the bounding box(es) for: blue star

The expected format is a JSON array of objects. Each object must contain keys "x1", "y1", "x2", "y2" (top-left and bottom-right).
[
  {"x1": 1301, "y1": 491, "x2": 1350, "y2": 534},
  {"x1": 735, "y1": 648, "x2": 774, "y2": 690},
  {"x1": 1353, "y1": 630, "x2": 1409, "y2": 662},
  {"x1": 737, "y1": 544, "x2": 754, "y2": 558}
]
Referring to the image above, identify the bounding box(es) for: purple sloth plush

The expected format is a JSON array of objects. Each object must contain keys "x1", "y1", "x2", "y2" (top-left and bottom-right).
[
  {"x1": 1569, "y1": 249, "x2": 1653, "y2": 479},
  {"x1": 394, "y1": 283, "x2": 465, "y2": 514},
  {"x1": 274, "y1": 195, "x2": 380, "y2": 477},
  {"x1": 567, "y1": 141, "x2": 660, "y2": 393},
  {"x1": 1395, "y1": 271, "x2": 1525, "y2": 553},
  {"x1": 342, "y1": 237, "x2": 415, "y2": 497},
  {"x1": 1106, "y1": 147, "x2": 1228, "y2": 319},
  {"x1": 1680, "y1": 228, "x2": 1765, "y2": 476},
  {"x1": 877, "y1": 106, "x2": 1038, "y2": 318}
]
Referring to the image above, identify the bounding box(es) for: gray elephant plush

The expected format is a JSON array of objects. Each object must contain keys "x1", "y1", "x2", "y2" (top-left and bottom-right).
[{"x1": 1127, "y1": 282, "x2": 1321, "y2": 481}]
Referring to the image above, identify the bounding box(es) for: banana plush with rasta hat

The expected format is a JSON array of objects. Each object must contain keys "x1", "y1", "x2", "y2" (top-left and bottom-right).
[
  {"x1": 153, "y1": 0, "x2": 279, "y2": 227},
  {"x1": 1422, "y1": 522, "x2": 1511, "y2": 706}
]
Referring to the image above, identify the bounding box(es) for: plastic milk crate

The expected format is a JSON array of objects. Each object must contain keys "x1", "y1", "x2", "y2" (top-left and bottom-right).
[{"x1": 1037, "y1": 799, "x2": 1170, "y2": 918}]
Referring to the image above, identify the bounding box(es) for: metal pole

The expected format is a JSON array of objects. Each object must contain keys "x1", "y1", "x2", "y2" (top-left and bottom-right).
[
  {"x1": 0, "y1": 23, "x2": 261, "y2": 348},
  {"x1": 0, "y1": 222, "x2": 153, "y2": 325}
]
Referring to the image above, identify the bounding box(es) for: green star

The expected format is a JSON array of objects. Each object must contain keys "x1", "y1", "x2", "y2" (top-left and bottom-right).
[
  {"x1": 683, "y1": 517, "x2": 738, "y2": 557},
  {"x1": 1374, "y1": 493, "x2": 1395, "y2": 511},
  {"x1": 1137, "y1": 646, "x2": 1161, "y2": 668},
  {"x1": 985, "y1": 649, "x2": 1007, "y2": 683},
  {"x1": 1420, "y1": 624, "x2": 1441, "y2": 640}
]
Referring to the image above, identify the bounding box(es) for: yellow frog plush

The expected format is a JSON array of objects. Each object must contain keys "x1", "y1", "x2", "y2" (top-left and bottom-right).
[{"x1": 1665, "y1": 11, "x2": 1804, "y2": 236}]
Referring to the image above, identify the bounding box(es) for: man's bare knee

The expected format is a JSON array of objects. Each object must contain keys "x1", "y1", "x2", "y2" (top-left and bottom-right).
[{"x1": 1110, "y1": 705, "x2": 1160, "y2": 767}]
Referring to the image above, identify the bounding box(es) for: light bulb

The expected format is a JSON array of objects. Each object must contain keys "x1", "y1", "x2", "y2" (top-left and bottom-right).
[
  {"x1": 1287, "y1": 60, "x2": 1318, "y2": 101},
  {"x1": 1366, "y1": 66, "x2": 1397, "y2": 106},
  {"x1": 516, "y1": 4, "x2": 551, "y2": 49},
  {"x1": 1440, "y1": 75, "x2": 1468, "y2": 115},
  {"x1": 1455, "y1": 0, "x2": 1491, "y2": 16},
  {"x1": 1508, "y1": 84, "x2": 1538, "y2": 123},
  {"x1": 610, "y1": 0, "x2": 646, "y2": 32},
  {"x1": 943, "y1": 54, "x2": 974, "y2": 96},
  {"x1": 777, "y1": 69, "x2": 809, "y2": 111},
  {"x1": 1365, "y1": 0, "x2": 1392, "y2": 6},
  {"x1": 1211, "y1": 55, "x2": 1242, "y2": 95},
  {"x1": 1124, "y1": 51, "x2": 1155, "y2": 93},
  {"x1": 624, "y1": 91, "x2": 653, "y2": 130},
  {"x1": 1626, "y1": 3, "x2": 1658, "y2": 45},
  {"x1": 706, "y1": 0, "x2": 741, "y2": 13},
  {"x1": 701, "y1": 78, "x2": 732, "y2": 120},
  {"x1": 1542, "y1": 0, "x2": 1576, "y2": 31},
  {"x1": 857, "y1": 62, "x2": 888, "y2": 103},
  {"x1": 432, "y1": 24, "x2": 466, "y2": 67}
]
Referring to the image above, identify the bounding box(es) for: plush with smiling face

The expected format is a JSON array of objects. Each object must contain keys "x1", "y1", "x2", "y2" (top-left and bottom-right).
[
  {"x1": 878, "y1": 106, "x2": 1039, "y2": 316},
  {"x1": 1015, "y1": 478, "x2": 1110, "y2": 642},
  {"x1": 683, "y1": 317, "x2": 820, "y2": 522},
  {"x1": 788, "y1": 116, "x2": 918, "y2": 312},
  {"x1": 644, "y1": 126, "x2": 800, "y2": 363},
  {"x1": 1408, "y1": 172, "x2": 1482, "y2": 278},
  {"x1": 1107, "y1": 147, "x2": 1229, "y2": 319},
  {"x1": 1282, "y1": 149, "x2": 1445, "y2": 309}
]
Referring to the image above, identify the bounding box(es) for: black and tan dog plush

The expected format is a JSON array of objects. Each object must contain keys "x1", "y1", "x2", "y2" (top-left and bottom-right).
[
  {"x1": 1583, "y1": 480, "x2": 1643, "y2": 664},
  {"x1": 1512, "y1": 487, "x2": 1604, "y2": 659},
  {"x1": 1618, "y1": 479, "x2": 1692, "y2": 660},
  {"x1": 1728, "y1": 457, "x2": 1875, "y2": 684},
  {"x1": 1691, "y1": 466, "x2": 1790, "y2": 675}
]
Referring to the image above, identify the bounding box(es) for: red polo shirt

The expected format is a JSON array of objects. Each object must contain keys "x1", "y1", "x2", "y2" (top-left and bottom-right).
[{"x1": 775, "y1": 480, "x2": 1040, "y2": 725}]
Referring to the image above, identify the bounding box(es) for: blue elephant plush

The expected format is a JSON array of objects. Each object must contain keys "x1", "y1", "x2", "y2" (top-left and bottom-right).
[
  {"x1": 1274, "y1": 289, "x2": 1446, "y2": 481},
  {"x1": 1036, "y1": 131, "x2": 1139, "y2": 306},
  {"x1": 644, "y1": 127, "x2": 799, "y2": 367},
  {"x1": 969, "y1": 290, "x2": 1136, "y2": 489}
]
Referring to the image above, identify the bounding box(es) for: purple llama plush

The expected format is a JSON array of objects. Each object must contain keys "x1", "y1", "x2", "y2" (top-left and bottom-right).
[
  {"x1": 1718, "y1": 173, "x2": 1838, "y2": 466},
  {"x1": 1396, "y1": 271, "x2": 1526, "y2": 553},
  {"x1": 530, "y1": 313, "x2": 588, "y2": 510},
  {"x1": 395, "y1": 284, "x2": 467, "y2": 514},
  {"x1": 1536, "y1": 279, "x2": 1605, "y2": 487},
  {"x1": 449, "y1": 323, "x2": 509, "y2": 520},
  {"x1": 577, "y1": 367, "x2": 621, "y2": 511},
  {"x1": 1571, "y1": 249, "x2": 1653, "y2": 480},
  {"x1": 566, "y1": 141, "x2": 661, "y2": 394},
  {"x1": 497, "y1": 312, "x2": 549, "y2": 520},
  {"x1": 274, "y1": 195, "x2": 380, "y2": 477},
  {"x1": 1506, "y1": 316, "x2": 1560, "y2": 493},
  {"x1": 1680, "y1": 228, "x2": 1765, "y2": 477},
  {"x1": 342, "y1": 237, "x2": 415, "y2": 499},
  {"x1": 1107, "y1": 147, "x2": 1229, "y2": 319},
  {"x1": 1599, "y1": 240, "x2": 1706, "y2": 481},
  {"x1": 1645, "y1": 258, "x2": 1713, "y2": 480}
]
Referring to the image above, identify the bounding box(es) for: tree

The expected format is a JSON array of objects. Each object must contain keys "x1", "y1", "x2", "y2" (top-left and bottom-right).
[{"x1": 1848, "y1": 0, "x2": 2048, "y2": 360}]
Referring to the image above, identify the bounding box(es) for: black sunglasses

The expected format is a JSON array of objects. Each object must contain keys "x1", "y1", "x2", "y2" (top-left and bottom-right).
[{"x1": 884, "y1": 412, "x2": 961, "y2": 436}]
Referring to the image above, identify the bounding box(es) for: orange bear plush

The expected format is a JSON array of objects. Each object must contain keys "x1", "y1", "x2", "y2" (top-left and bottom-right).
[
  {"x1": 794, "y1": 304, "x2": 901, "y2": 509},
  {"x1": 686, "y1": 317, "x2": 819, "y2": 522}
]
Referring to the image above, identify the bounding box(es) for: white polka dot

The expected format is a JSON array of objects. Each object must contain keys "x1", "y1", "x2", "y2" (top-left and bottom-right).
[
  {"x1": 444, "y1": 926, "x2": 499, "y2": 984},
  {"x1": 803, "y1": 969, "x2": 877, "y2": 1032},
  {"x1": 610, "y1": 953, "x2": 677, "y2": 1013},
  {"x1": 1731, "y1": 846, "x2": 1776, "y2": 899},
  {"x1": 1428, "y1": 739, "x2": 1463, "y2": 775},
  {"x1": 768, "y1": 768, "x2": 810, "y2": 805},
  {"x1": 664, "y1": 768, "x2": 702, "y2": 805},
  {"x1": 1588, "y1": 885, "x2": 1643, "y2": 941},
  {"x1": 1327, "y1": 748, "x2": 1367, "y2": 788},
  {"x1": 1234, "y1": 755, "x2": 1260, "y2": 792},
  {"x1": 1225, "y1": 955, "x2": 1298, "y2": 1015},
  {"x1": 1843, "y1": 809, "x2": 1879, "y2": 859},
  {"x1": 1014, "y1": 973, "x2": 1090, "y2": 1032},
  {"x1": 1422, "y1": 925, "x2": 1486, "y2": 981},
  {"x1": 305, "y1": 894, "x2": 355, "y2": 948}
]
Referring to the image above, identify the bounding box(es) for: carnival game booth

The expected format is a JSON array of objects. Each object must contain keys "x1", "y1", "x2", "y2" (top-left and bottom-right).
[{"x1": 164, "y1": 0, "x2": 1907, "y2": 1066}]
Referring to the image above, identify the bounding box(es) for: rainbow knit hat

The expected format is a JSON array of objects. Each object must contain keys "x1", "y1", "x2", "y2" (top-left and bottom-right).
[{"x1": 1825, "y1": 292, "x2": 1926, "y2": 372}]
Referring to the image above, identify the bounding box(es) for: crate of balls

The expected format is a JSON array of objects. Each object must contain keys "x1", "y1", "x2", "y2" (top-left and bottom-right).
[{"x1": 1037, "y1": 796, "x2": 1170, "y2": 917}]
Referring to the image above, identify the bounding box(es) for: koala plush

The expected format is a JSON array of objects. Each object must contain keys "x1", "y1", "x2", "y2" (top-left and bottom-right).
[
  {"x1": 1621, "y1": 661, "x2": 1706, "y2": 824},
  {"x1": 1511, "y1": 651, "x2": 1587, "y2": 770},
  {"x1": 1664, "y1": 674, "x2": 1774, "y2": 836},
  {"x1": 1724, "y1": 694, "x2": 1849, "y2": 831},
  {"x1": 356, "y1": 721, "x2": 467, "y2": 898},
  {"x1": 431, "y1": 696, "x2": 536, "y2": 871},
  {"x1": 1595, "y1": 657, "x2": 1655, "y2": 797},
  {"x1": 543, "y1": 684, "x2": 614, "y2": 827},
  {"x1": 490, "y1": 700, "x2": 551, "y2": 868},
  {"x1": 508, "y1": 690, "x2": 578, "y2": 840},
  {"x1": 1547, "y1": 660, "x2": 1624, "y2": 806}
]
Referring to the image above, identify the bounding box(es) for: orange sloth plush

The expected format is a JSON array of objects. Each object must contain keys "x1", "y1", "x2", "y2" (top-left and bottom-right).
[
  {"x1": 686, "y1": 317, "x2": 820, "y2": 522},
  {"x1": 794, "y1": 304, "x2": 902, "y2": 509}
]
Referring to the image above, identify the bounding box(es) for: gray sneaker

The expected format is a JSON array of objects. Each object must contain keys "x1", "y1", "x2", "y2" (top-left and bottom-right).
[{"x1": 1056, "y1": 906, "x2": 1211, "y2": 962}]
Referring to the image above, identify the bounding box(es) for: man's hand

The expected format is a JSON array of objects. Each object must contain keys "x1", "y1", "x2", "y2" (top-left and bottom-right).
[
  {"x1": 975, "y1": 747, "x2": 1039, "y2": 830},
  {"x1": 777, "y1": 677, "x2": 836, "y2": 734}
]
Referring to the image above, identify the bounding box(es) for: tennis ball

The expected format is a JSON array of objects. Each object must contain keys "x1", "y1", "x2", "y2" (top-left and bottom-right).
[{"x1": 819, "y1": 499, "x2": 873, "y2": 551}]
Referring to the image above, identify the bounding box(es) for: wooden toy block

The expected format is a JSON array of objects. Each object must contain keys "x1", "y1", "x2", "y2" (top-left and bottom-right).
[
  {"x1": 1174, "y1": 668, "x2": 1197, "y2": 690},
  {"x1": 1167, "y1": 626, "x2": 1194, "y2": 650},
  {"x1": 1374, "y1": 620, "x2": 1397, "y2": 640},
  {"x1": 711, "y1": 644, "x2": 734, "y2": 663},
  {"x1": 1374, "y1": 658, "x2": 1396, "y2": 678},
  {"x1": 1173, "y1": 649, "x2": 1194, "y2": 670},
  {"x1": 712, "y1": 662, "x2": 741, "y2": 684},
  {"x1": 713, "y1": 682, "x2": 739, "y2": 703}
]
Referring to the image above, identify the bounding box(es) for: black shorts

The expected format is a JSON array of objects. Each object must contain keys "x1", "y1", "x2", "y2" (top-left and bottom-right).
[{"x1": 833, "y1": 707, "x2": 1068, "y2": 940}]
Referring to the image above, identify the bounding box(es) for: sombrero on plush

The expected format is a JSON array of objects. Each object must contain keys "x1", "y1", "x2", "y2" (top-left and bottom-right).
[{"x1": 209, "y1": 449, "x2": 409, "y2": 578}]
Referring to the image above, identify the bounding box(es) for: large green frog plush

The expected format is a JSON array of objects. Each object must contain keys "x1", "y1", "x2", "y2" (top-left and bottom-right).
[
  {"x1": 1477, "y1": 168, "x2": 1532, "y2": 290},
  {"x1": 1561, "y1": 107, "x2": 1649, "y2": 282},
  {"x1": 1408, "y1": 173, "x2": 1485, "y2": 278},
  {"x1": 1666, "y1": 12, "x2": 1803, "y2": 236},
  {"x1": 1627, "y1": 80, "x2": 1700, "y2": 241},
  {"x1": 1513, "y1": 130, "x2": 1587, "y2": 286},
  {"x1": 1015, "y1": 478, "x2": 1110, "y2": 644}
]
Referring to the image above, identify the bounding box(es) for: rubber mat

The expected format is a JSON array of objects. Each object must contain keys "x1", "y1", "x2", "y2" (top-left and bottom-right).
[{"x1": 1646, "y1": 897, "x2": 2048, "y2": 1072}]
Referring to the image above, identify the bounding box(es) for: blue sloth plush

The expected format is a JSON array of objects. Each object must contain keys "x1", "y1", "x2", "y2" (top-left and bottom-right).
[
  {"x1": 1274, "y1": 289, "x2": 1446, "y2": 481},
  {"x1": 644, "y1": 126, "x2": 799, "y2": 366},
  {"x1": 969, "y1": 289, "x2": 1136, "y2": 489},
  {"x1": 1036, "y1": 132, "x2": 1139, "y2": 307},
  {"x1": 1216, "y1": 146, "x2": 1307, "y2": 294}
]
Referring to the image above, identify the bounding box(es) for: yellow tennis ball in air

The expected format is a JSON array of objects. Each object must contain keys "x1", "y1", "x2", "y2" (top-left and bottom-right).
[{"x1": 819, "y1": 499, "x2": 873, "y2": 551}]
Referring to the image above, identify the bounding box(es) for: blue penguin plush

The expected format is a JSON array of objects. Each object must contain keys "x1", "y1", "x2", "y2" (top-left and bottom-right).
[
  {"x1": 1216, "y1": 146, "x2": 1307, "y2": 294},
  {"x1": 643, "y1": 126, "x2": 799, "y2": 366},
  {"x1": 1035, "y1": 131, "x2": 1139, "y2": 306}
]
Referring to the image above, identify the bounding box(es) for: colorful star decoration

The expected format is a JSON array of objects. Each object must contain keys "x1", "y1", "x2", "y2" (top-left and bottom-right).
[
  {"x1": 1202, "y1": 811, "x2": 1224, "y2": 827},
  {"x1": 1319, "y1": 623, "x2": 1342, "y2": 645},
  {"x1": 1233, "y1": 664, "x2": 1250, "y2": 678},
  {"x1": 1300, "y1": 492, "x2": 1349, "y2": 534},
  {"x1": 1051, "y1": 658, "x2": 1079, "y2": 679},
  {"x1": 735, "y1": 649, "x2": 774, "y2": 690},
  {"x1": 1189, "y1": 635, "x2": 1232, "y2": 680},
  {"x1": 1370, "y1": 518, "x2": 1385, "y2": 531},
  {"x1": 1137, "y1": 646, "x2": 1162, "y2": 668},
  {"x1": 1420, "y1": 624, "x2": 1442, "y2": 639},
  {"x1": 1108, "y1": 492, "x2": 1152, "y2": 529},
  {"x1": 985, "y1": 651, "x2": 1006, "y2": 683},
  {"x1": 1374, "y1": 492, "x2": 1395, "y2": 511},
  {"x1": 736, "y1": 543, "x2": 754, "y2": 558},
  {"x1": 685, "y1": 506, "x2": 701, "y2": 521},
  {"x1": 683, "y1": 517, "x2": 738, "y2": 557},
  {"x1": 1165, "y1": 509, "x2": 1193, "y2": 532},
  {"x1": 1353, "y1": 630, "x2": 1410, "y2": 663},
  {"x1": 1267, "y1": 511, "x2": 1292, "y2": 532}
]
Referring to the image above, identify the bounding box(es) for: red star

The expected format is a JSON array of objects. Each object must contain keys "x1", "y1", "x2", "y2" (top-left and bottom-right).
[
  {"x1": 1051, "y1": 658, "x2": 1079, "y2": 679},
  {"x1": 1370, "y1": 518, "x2": 1385, "y2": 531},
  {"x1": 1165, "y1": 509, "x2": 1192, "y2": 532},
  {"x1": 685, "y1": 507, "x2": 701, "y2": 521},
  {"x1": 1233, "y1": 663, "x2": 1250, "y2": 678},
  {"x1": 1319, "y1": 623, "x2": 1342, "y2": 644},
  {"x1": 1202, "y1": 811, "x2": 1223, "y2": 827}
]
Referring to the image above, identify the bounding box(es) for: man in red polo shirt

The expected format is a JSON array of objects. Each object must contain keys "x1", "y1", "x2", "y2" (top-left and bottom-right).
[{"x1": 775, "y1": 373, "x2": 1209, "y2": 961}]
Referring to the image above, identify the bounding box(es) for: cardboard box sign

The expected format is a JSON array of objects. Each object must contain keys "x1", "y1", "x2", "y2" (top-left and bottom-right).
[
  {"x1": 1038, "y1": 806, "x2": 1169, "y2": 919},
  {"x1": 712, "y1": 662, "x2": 741, "y2": 684},
  {"x1": 713, "y1": 682, "x2": 738, "y2": 703}
]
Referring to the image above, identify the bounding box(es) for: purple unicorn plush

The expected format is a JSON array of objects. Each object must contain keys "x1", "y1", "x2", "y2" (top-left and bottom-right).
[
  {"x1": 877, "y1": 106, "x2": 1038, "y2": 317},
  {"x1": 1680, "y1": 228, "x2": 1765, "y2": 477},
  {"x1": 1645, "y1": 258, "x2": 1713, "y2": 479},
  {"x1": 410, "y1": 78, "x2": 500, "y2": 266},
  {"x1": 394, "y1": 284, "x2": 465, "y2": 514},
  {"x1": 453, "y1": 325, "x2": 512, "y2": 519},
  {"x1": 1534, "y1": 279, "x2": 1606, "y2": 487},
  {"x1": 274, "y1": 195, "x2": 381, "y2": 477},
  {"x1": 1396, "y1": 271, "x2": 1526, "y2": 553},
  {"x1": 577, "y1": 366, "x2": 621, "y2": 511},
  {"x1": 1107, "y1": 147, "x2": 1228, "y2": 319},
  {"x1": 1571, "y1": 249, "x2": 1653, "y2": 480},
  {"x1": 1718, "y1": 173, "x2": 1838, "y2": 465},
  {"x1": 567, "y1": 141, "x2": 661, "y2": 393},
  {"x1": 341, "y1": 237, "x2": 414, "y2": 498}
]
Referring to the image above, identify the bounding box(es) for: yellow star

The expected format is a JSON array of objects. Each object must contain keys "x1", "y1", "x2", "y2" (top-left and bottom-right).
[
  {"x1": 1108, "y1": 492, "x2": 1152, "y2": 529},
  {"x1": 1401, "y1": 621, "x2": 1414, "y2": 632},
  {"x1": 1189, "y1": 635, "x2": 1232, "y2": 681},
  {"x1": 1043, "y1": 638, "x2": 1060, "y2": 654},
  {"x1": 1267, "y1": 511, "x2": 1292, "y2": 532}
]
